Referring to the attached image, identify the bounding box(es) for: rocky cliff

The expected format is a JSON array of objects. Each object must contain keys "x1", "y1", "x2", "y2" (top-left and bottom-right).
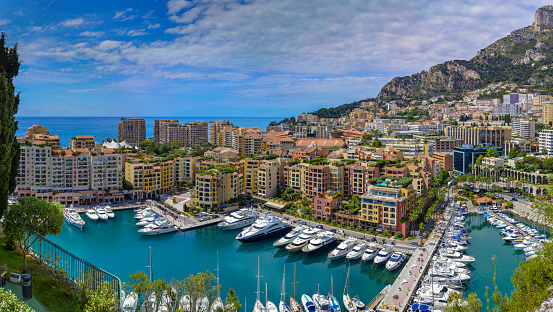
[{"x1": 377, "y1": 6, "x2": 553, "y2": 100}]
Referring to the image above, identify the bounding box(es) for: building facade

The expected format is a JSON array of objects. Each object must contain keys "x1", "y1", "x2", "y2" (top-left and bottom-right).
[
  {"x1": 453, "y1": 144, "x2": 503, "y2": 174},
  {"x1": 445, "y1": 126, "x2": 511, "y2": 147},
  {"x1": 118, "y1": 118, "x2": 146, "y2": 146}
]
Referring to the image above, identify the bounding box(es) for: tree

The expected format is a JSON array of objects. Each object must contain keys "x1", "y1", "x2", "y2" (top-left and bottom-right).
[
  {"x1": 508, "y1": 147, "x2": 519, "y2": 159},
  {"x1": 3, "y1": 197, "x2": 64, "y2": 271},
  {"x1": 84, "y1": 282, "x2": 119, "y2": 312},
  {"x1": 224, "y1": 288, "x2": 242, "y2": 312},
  {"x1": 445, "y1": 292, "x2": 482, "y2": 312},
  {"x1": 0, "y1": 288, "x2": 34, "y2": 312},
  {"x1": 485, "y1": 147, "x2": 497, "y2": 157},
  {"x1": 0, "y1": 33, "x2": 21, "y2": 218},
  {"x1": 351, "y1": 195, "x2": 360, "y2": 212}
]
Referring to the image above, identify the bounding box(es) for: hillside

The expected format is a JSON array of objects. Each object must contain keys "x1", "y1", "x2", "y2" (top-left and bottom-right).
[{"x1": 377, "y1": 5, "x2": 553, "y2": 100}]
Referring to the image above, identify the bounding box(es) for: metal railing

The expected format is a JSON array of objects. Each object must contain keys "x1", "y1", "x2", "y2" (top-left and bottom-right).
[{"x1": 30, "y1": 237, "x2": 123, "y2": 309}]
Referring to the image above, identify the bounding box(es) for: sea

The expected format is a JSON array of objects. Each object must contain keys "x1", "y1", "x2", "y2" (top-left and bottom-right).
[{"x1": 15, "y1": 117, "x2": 283, "y2": 147}]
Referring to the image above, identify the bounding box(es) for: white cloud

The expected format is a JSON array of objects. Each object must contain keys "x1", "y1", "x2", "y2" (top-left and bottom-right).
[
  {"x1": 147, "y1": 23, "x2": 161, "y2": 29},
  {"x1": 114, "y1": 8, "x2": 136, "y2": 21},
  {"x1": 0, "y1": 19, "x2": 10, "y2": 26},
  {"x1": 60, "y1": 18, "x2": 84, "y2": 27},
  {"x1": 142, "y1": 10, "x2": 156, "y2": 20},
  {"x1": 167, "y1": 0, "x2": 193, "y2": 15},
  {"x1": 127, "y1": 29, "x2": 147, "y2": 37},
  {"x1": 96, "y1": 40, "x2": 124, "y2": 51},
  {"x1": 79, "y1": 31, "x2": 105, "y2": 37}
]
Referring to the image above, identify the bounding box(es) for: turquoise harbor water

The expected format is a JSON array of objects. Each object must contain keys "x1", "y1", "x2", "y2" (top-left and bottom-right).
[{"x1": 46, "y1": 210, "x2": 397, "y2": 308}]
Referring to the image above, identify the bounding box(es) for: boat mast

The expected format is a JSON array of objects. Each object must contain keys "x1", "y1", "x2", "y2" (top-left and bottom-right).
[
  {"x1": 292, "y1": 263, "x2": 297, "y2": 301},
  {"x1": 266, "y1": 283, "x2": 268, "y2": 308},
  {"x1": 257, "y1": 256, "x2": 261, "y2": 302},
  {"x1": 280, "y1": 265, "x2": 286, "y2": 303},
  {"x1": 216, "y1": 251, "x2": 220, "y2": 298},
  {"x1": 343, "y1": 264, "x2": 350, "y2": 296},
  {"x1": 146, "y1": 246, "x2": 153, "y2": 283},
  {"x1": 331, "y1": 275, "x2": 333, "y2": 297}
]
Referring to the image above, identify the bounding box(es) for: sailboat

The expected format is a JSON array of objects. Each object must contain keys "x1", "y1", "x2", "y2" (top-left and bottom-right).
[
  {"x1": 279, "y1": 266, "x2": 291, "y2": 312},
  {"x1": 266, "y1": 283, "x2": 278, "y2": 312},
  {"x1": 289, "y1": 263, "x2": 302, "y2": 312},
  {"x1": 342, "y1": 265, "x2": 357, "y2": 312},
  {"x1": 211, "y1": 251, "x2": 224, "y2": 312},
  {"x1": 253, "y1": 257, "x2": 265, "y2": 312},
  {"x1": 328, "y1": 276, "x2": 341, "y2": 312}
]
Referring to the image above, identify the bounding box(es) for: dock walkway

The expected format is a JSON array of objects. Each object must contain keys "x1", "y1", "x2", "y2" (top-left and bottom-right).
[{"x1": 376, "y1": 202, "x2": 455, "y2": 312}]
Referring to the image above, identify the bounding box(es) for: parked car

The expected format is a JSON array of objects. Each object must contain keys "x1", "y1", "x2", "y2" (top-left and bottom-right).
[
  {"x1": 512, "y1": 197, "x2": 518, "y2": 201},
  {"x1": 336, "y1": 229, "x2": 344, "y2": 234},
  {"x1": 316, "y1": 225, "x2": 323, "y2": 229}
]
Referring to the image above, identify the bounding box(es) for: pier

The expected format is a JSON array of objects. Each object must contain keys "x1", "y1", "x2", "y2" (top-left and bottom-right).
[{"x1": 376, "y1": 202, "x2": 455, "y2": 312}]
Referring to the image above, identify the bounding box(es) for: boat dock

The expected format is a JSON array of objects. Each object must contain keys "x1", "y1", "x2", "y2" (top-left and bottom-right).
[
  {"x1": 376, "y1": 203, "x2": 455, "y2": 312},
  {"x1": 147, "y1": 204, "x2": 223, "y2": 232},
  {"x1": 487, "y1": 211, "x2": 530, "y2": 237}
]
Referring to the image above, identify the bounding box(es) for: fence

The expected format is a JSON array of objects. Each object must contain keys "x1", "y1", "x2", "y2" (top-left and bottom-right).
[{"x1": 30, "y1": 236, "x2": 123, "y2": 309}]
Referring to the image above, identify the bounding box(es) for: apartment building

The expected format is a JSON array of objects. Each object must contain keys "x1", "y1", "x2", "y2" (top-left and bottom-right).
[
  {"x1": 433, "y1": 152, "x2": 453, "y2": 171},
  {"x1": 240, "y1": 130, "x2": 265, "y2": 157},
  {"x1": 305, "y1": 165, "x2": 330, "y2": 198},
  {"x1": 118, "y1": 118, "x2": 146, "y2": 146},
  {"x1": 387, "y1": 142, "x2": 433, "y2": 158},
  {"x1": 70, "y1": 135, "x2": 97, "y2": 150},
  {"x1": 154, "y1": 119, "x2": 179, "y2": 143},
  {"x1": 539, "y1": 130, "x2": 553, "y2": 155},
  {"x1": 16, "y1": 145, "x2": 123, "y2": 205},
  {"x1": 194, "y1": 169, "x2": 243, "y2": 209},
  {"x1": 17, "y1": 125, "x2": 61, "y2": 149},
  {"x1": 360, "y1": 184, "x2": 418, "y2": 236},
  {"x1": 511, "y1": 118, "x2": 535, "y2": 139},
  {"x1": 312, "y1": 191, "x2": 343, "y2": 221},
  {"x1": 344, "y1": 164, "x2": 380, "y2": 196},
  {"x1": 208, "y1": 121, "x2": 233, "y2": 145},
  {"x1": 432, "y1": 139, "x2": 463, "y2": 153},
  {"x1": 153, "y1": 120, "x2": 209, "y2": 147},
  {"x1": 492, "y1": 103, "x2": 520, "y2": 116},
  {"x1": 174, "y1": 155, "x2": 200, "y2": 184},
  {"x1": 243, "y1": 158, "x2": 287, "y2": 198},
  {"x1": 125, "y1": 158, "x2": 175, "y2": 199},
  {"x1": 444, "y1": 126, "x2": 511, "y2": 147}
]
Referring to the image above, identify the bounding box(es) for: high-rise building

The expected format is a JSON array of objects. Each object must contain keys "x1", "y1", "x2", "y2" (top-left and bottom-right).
[
  {"x1": 154, "y1": 119, "x2": 179, "y2": 143},
  {"x1": 444, "y1": 126, "x2": 511, "y2": 147},
  {"x1": 208, "y1": 121, "x2": 233, "y2": 145},
  {"x1": 539, "y1": 130, "x2": 553, "y2": 155},
  {"x1": 125, "y1": 158, "x2": 175, "y2": 199},
  {"x1": 118, "y1": 118, "x2": 146, "y2": 146},
  {"x1": 453, "y1": 144, "x2": 503, "y2": 174},
  {"x1": 153, "y1": 120, "x2": 209, "y2": 147},
  {"x1": 511, "y1": 118, "x2": 535, "y2": 138},
  {"x1": 70, "y1": 135, "x2": 97, "y2": 150},
  {"x1": 543, "y1": 102, "x2": 553, "y2": 126}
]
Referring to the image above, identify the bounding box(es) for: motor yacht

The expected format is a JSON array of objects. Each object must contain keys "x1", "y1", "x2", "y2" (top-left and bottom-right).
[
  {"x1": 137, "y1": 215, "x2": 163, "y2": 227},
  {"x1": 217, "y1": 208, "x2": 257, "y2": 231},
  {"x1": 414, "y1": 283, "x2": 460, "y2": 310},
  {"x1": 385, "y1": 252, "x2": 407, "y2": 271},
  {"x1": 236, "y1": 215, "x2": 291, "y2": 243},
  {"x1": 302, "y1": 231, "x2": 337, "y2": 254},
  {"x1": 63, "y1": 206, "x2": 85, "y2": 229},
  {"x1": 105, "y1": 206, "x2": 115, "y2": 218},
  {"x1": 135, "y1": 208, "x2": 154, "y2": 219},
  {"x1": 138, "y1": 221, "x2": 178, "y2": 235},
  {"x1": 301, "y1": 294, "x2": 317, "y2": 312},
  {"x1": 274, "y1": 225, "x2": 306, "y2": 247},
  {"x1": 361, "y1": 243, "x2": 379, "y2": 262},
  {"x1": 95, "y1": 207, "x2": 109, "y2": 221},
  {"x1": 85, "y1": 209, "x2": 99, "y2": 221},
  {"x1": 122, "y1": 292, "x2": 138, "y2": 312},
  {"x1": 346, "y1": 242, "x2": 367, "y2": 261},
  {"x1": 373, "y1": 246, "x2": 393, "y2": 265},
  {"x1": 313, "y1": 294, "x2": 331, "y2": 312},
  {"x1": 328, "y1": 237, "x2": 357, "y2": 260},
  {"x1": 440, "y1": 250, "x2": 475, "y2": 263},
  {"x1": 285, "y1": 228, "x2": 321, "y2": 252}
]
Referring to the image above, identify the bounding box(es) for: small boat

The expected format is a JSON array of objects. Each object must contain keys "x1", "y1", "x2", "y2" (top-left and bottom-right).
[
  {"x1": 351, "y1": 296, "x2": 364, "y2": 310},
  {"x1": 95, "y1": 207, "x2": 109, "y2": 221},
  {"x1": 85, "y1": 209, "x2": 99, "y2": 221},
  {"x1": 105, "y1": 206, "x2": 115, "y2": 218},
  {"x1": 346, "y1": 242, "x2": 367, "y2": 261},
  {"x1": 301, "y1": 294, "x2": 317, "y2": 312},
  {"x1": 373, "y1": 246, "x2": 393, "y2": 265},
  {"x1": 289, "y1": 298, "x2": 302, "y2": 312},
  {"x1": 328, "y1": 295, "x2": 341, "y2": 312},
  {"x1": 274, "y1": 225, "x2": 306, "y2": 247},
  {"x1": 328, "y1": 237, "x2": 357, "y2": 260},
  {"x1": 361, "y1": 243, "x2": 379, "y2": 262},
  {"x1": 313, "y1": 294, "x2": 331, "y2": 312},
  {"x1": 141, "y1": 293, "x2": 157, "y2": 312},
  {"x1": 342, "y1": 294, "x2": 356, "y2": 312},
  {"x1": 123, "y1": 292, "x2": 138, "y2": 312},
  {"x1": 385, "y1": 252, "x2": 407, "y2": 271},
  {"x1": 179, "y1": 295, "x2": 190, "y2": 312}
]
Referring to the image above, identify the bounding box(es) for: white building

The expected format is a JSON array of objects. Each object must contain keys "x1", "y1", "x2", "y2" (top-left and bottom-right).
[
  {"x1": 492, "y1": 103, "x2": 520, "y2": 116},
  {"x1": 511, "y1": 118, "x2": 535, "y2": 139},
  {"x1": 539, "y1": 130, "x2": 553, "y2": 155}
]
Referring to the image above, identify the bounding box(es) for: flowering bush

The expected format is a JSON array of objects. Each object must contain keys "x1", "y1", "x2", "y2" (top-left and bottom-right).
[{"x1": 0, "y1": 288, "x2": 34, "y2": 312}]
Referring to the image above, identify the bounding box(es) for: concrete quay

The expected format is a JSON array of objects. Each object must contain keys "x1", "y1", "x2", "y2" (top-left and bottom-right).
[{"x1": 376, "y1": 202, "x2": 456, "y2": 312}]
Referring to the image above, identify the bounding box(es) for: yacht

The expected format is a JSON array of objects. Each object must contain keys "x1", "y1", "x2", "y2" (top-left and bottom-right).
[
  {"x1": 122, "y1": 292, "x2": 138, "y2": 312},
  {"x1": 236, "y1": 215, "x2": 291, "y2": 243},
  {"x1": 414, "y1": 283, "x2": 460, "y2": 310},
  {"x1": 302, "y1": 231, "x2": 337, "y2": 254},
  {"x1": 328, "y1": 295, "x2": 341, "y2": 312},
  {"x1": 141, "y1": 293, "x2": 157, "y2": 312},
  {"x1": 342, "y1": 294, "x2": 357, "y2": 312},
  {"x1": 351, "y1": 296, "x2": 364, "y2": 311},
  {"x1": 274, "y1": 225, "x2": 306, "y2": 247},
  {"x1": 346, "y1": 242, "x2": 367, "y2": 261},
  {"x1": 95, "y1": 207, "x2": 109, "y2": 221},
  {"x1": 135, "y1": 208, "x2": 154, "y2": 219},
  {"x1": 105, "y1": 206, "x2": 115, "y2": 218},
  {"x1": 137, "y1": 215, "x2": 163, "y2": 227},
  {"x1": 217, "y1": 208, "x2": 257, "y2": 231},
  {"x1": 266, "y1": 301, "x2": 278, "y2": 312},
  {"x1": 301, "y1": 294, "x2": 317, "y2": 312},
  {"x1": 313, "y1": 294, "x2": 331, "y2": 312},
  {"x1": 440, "y1": 250, "x2": 476, "y2": 263},
  {"x1": 63, "y1": 206, "x2": 85, "y2": 229},
  {"x1": 179, "y1": 295, "x2": 190, "y2": 312},
  {"x1": 385, "y1": 252, "x2": 407, "y2": 271},
  {"x1": 328, "y1": 237, "x2": 357, "y2": 260},
  {"x1": 138, "y1": 222, "x2": 178, "y2": 235},
  {"x1": 285, "y1": 228, "x2": 321, "y2": 252},
  {"x1": 361, "y1": 243, "x2": 379, "y2": 262},
  {"x1": 85, "y1": 209, "x2": 99, "y2": 221},
  {"x1": 253, "y1": 299, "x2": 264, "y2": 312},
  {"x1": 373, "y1": 246, "x2": 393, "y2": 265}
]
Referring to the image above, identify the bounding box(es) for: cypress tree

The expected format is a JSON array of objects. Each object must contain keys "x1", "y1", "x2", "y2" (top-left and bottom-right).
[{"x1": 0, "y1": 33, "x2": 21, "y2": 218}]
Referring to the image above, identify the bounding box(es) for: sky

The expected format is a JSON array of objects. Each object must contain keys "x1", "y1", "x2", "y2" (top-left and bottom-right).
[{"x1": 0, "y1": 0, "x2": 550, "y2": 117}]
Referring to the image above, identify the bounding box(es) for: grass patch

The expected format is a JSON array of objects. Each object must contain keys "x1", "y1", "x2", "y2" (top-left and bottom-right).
[{"x1": 0, "y1": 239, "x2": 84, "y2": 312}]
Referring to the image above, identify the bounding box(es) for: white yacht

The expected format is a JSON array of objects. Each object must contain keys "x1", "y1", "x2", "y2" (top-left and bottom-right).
[
  {"x1": 440, "y1": 250, "x2": 475, "y2": 263},
  {"x1": 385, "y1": 252, "x2": 407, "y2": 271},
  {"x1": 138, "y1": 221, "x2": 178, "y2": 235},
  {"x1": 122, "y1": 292, "x2": 138, "y2": 312},
  {"x1": 105, "y1": 206, "x2": 115, "y2": 218},
  {"x1": 274, "y1": 225, "x2": 306, "y2": 247},
  {"x1": 236, "y1": 215, "x2": 291, "y2": 243},
  {"x1": 285, "y1": 228, "x2": 321, "y2": 252},
  {"x1": 135, "y1": 207, "x2": 154, "y2": 219},
  {"x1": 302, "y1": 231, "x2": 337, "y2": 254},
  {"x1": 301, "y1": 294, "x2": 317, "y2": 312},
  {"x1": 346, "y1": 242, "x2": 367, "y2": 261},
  {"x1": 137, "y1": 215, "x2": 163, "y2": 227},
  {"x1": 179, "y1": 295, "x2": 190, "y2": 312},
  {"x1": 414, "y1": 283, "x2": 460, "y2": 310},
  {"x1": 85, "y1": 209, "x2": 99, "y2": 221},
  {"x1": 361, "y1": 243, "x2": 379, "y2": 262},
  {"x1": 217, "y1": 208, "x2": 257, "y2": 231},
  {"x1": 373, "y1": 246, "x2": 393, "y2": 265},
  {"x1": 63, "y1": 206, "x2": 85, "y2": 229},
  {"x1": 95, "y1": 207, "x2": 109, "y2": 221},
  {"x1": 328, "y1": 237, "x2": 357, "y2": 260},
  {"x1": 313, "y1": 294, "x2": 331, "y2": 312}
]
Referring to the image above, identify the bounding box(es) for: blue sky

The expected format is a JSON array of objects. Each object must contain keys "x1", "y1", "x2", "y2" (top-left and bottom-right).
[{"x1": 0, "y1": 0, "x2": 549, "y2": 117}]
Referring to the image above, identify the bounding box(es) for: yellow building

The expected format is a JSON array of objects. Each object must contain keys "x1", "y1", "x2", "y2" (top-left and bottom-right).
[
  {"x1": 329, "y1": 164, "x2": 344, "y2": 194},
  {"x1": 125, "y1": 158, "x2": 175, "y2": 199},
  {"x1": 194, "y1": 166, "x2": 243, "y2": 209}
]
